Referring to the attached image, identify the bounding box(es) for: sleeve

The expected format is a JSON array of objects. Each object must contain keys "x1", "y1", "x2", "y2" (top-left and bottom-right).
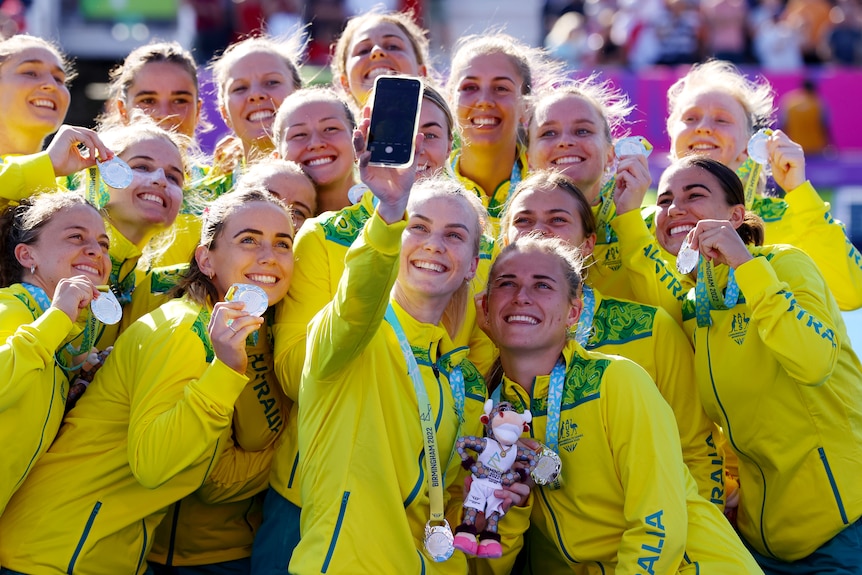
[
  {"x1": 0, "y1": 304, "x2": 73, "y2": 411},
  {"x1": 0, "y1": 153, "x2": 58, "y2": 203},
  {"x1": 734, "y1": 249, "x2": 840, "y2": 385},
  {"x1": 613, "y1": 209, "x2": 688, "y2": 325},
  {"x1": 126, "y1": 324, "x2": 250, "y2": 489},
  {"x1": 196, "y1": 434, "x2": 274, "y2": 505},
  {"x1": 232, "y1": 359, "x2": 289, "y2": 452},
  {"x1": 650, "y1": 309, "x2": 725, "y2": 508},
  {"x1": 272, "y1": 222, "x2": 334, "y2": 400},
  {"x1": 781, "y1": 181, "x2": 862, "y2": 311},
  {"x1": 305, "y1": 211, "x2": 405, "y2": 382},
  {"x1": 605, "y1": 359, "x2": 688, "y2": 575}
]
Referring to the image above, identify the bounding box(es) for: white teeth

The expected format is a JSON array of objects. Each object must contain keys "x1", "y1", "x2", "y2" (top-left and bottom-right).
[
  {"x1": 669, "y1": 225, "x2": 694, "y2": 236},
  {"x1": 472, "y1": 117, "x2": 499, "y2": 127},
  {"x1": 413, "y1": 261, "x2": 446, "y2": 273},
  {"x1": 248, "y1": 110, "x2": 273, "y2": 122},
  {"x1": 75, "y1": 265, "x2": 100, "y2": 275},
  {"x1": 306, "y1": 157, "x2": 334, "y2": 167},
  {"x1": 140, "y1": 193, "x2": 165, "y2": 207},
  {"x1": 32, "y1": 99, "x2": 56, "y2": 110},
  {"x1": 553, "y1": 156, "x2": 583, "y2": 165},
  {"x1": 506, "y1": 315, "x2": 538, "y2": 325},
  {"x1": 691, "y1": 144, "x2": 716, "y2": 150},
  {"x1": 248, "y1": 274, "x2": 277, "y2": 284},
  {"x1": 366, "y1": 67, "x2": 395, "y2": 80}
]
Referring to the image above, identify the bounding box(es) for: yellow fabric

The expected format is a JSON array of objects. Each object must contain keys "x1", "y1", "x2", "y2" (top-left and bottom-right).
[
  {"x1": 683, "y1": 245, "x2": 862, "y2": 561},
  {"x1": 0, "y1": 297, "x2": 249, "y2": 575},
  {"x1": 0, "y1": 152, "x2": 58, "y2": 206},
  {"x1": 270, "y1": 190, "x2": 496, "y2": 506},
  {"x1": 0, "y1": 285, "x2": 75, "y2": 514},
  {"x1": 584, "y1": 288, "x2": 724, "y2": 507},
  {"x1": 497, "y1": 341, "x2": 762, "y2": 574},
  {"x1": 291, "y1": 211, "x2": 490, "y2": 574}
]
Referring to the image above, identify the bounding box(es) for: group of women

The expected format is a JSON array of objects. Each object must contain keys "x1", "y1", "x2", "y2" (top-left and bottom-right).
[{"x1": 0, "y1": 8, "x2": 860, "y2": 575}]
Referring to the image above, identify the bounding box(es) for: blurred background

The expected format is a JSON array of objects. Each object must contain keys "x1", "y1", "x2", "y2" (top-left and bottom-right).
[{"x1": 3, "y1": 0, "x2": 861, "y2": 335}]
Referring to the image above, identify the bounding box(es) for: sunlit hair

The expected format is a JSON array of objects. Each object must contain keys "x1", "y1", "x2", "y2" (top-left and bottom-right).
[
  {"x1": 272, "y1": 86, "x2": 357, "y2": 150},
  {"x1": 211, "y1": 34, "x2": 305, "y2": 112},
  {"x1": 235, "y1": 157, "x2": 315, "y2": 220},
  {"x1": 498, "y1": 170, "x2": 596, "y2": 247},
  {"x1": 172, "y1": 187, "x2": 293, "y2": 305},
  {"x1": 666, "y1": 59, "x2": 775, "y2": 136},
  {"x1": 0, "y1": 34, "x2": 75, "y2": 83},
  {"x1": 406, "y1": 176, "x2": 490, "y2": 337},
  {"x1": 97, "y1": 41, "x2": 210, "y2": 135},
  {"x1": 0, "y1": 192, "x2": 101, "y2": 287},
  {"x1": 331, "y1": 8, "x2": 430, "y2": 104},
  {"x1": 527, "y1": 75, "x2": 634, "y2": 146},
  {"x1": 666, "y1": 155, "x2": 764, "y2": 246}
]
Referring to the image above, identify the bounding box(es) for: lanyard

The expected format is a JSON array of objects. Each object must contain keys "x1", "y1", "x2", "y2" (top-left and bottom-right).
[
  {"x1": 574, "y1": 285, "x2": 596, "y2": 347},
  {"x1": 543, "y1": 358, "x2": 567, "y2": 454},
  {"x1": 736, "y1": 157, "x2": 762, "y2": 210},
  {"x1": 595, "y1": 178, "x2": 616, "y2": 243},
  {"x1": 695, "y1": 259, "x2": 741, "y2": 328},
  {"x1": 384, "y1": 304, "x2": 463, "y2": 524},
  {"x1": 23, "y1": 283, "x2": 98, "y2": 371}
]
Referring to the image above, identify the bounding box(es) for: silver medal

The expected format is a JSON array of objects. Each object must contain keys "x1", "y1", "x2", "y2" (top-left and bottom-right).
[
  {"x1": 424, "y1": 520, "x2": 454, "y2": 562},
  {"x1": 676, "y1": 236, "x2": 699, "y2": 275},
  {"x1": 348, "y1": 184, "x2": 370, "y2": 205},
  {"x1": 97, "y1": 157, "x2": 134, "y2": 189},
  {"x1": 746, "y1": 129, "x2": 772, "y2": 166},
  {"x1": 614, "y1": 136, "x2": 652, "y2": 158},
  {"x1": 225, "y1": 283, "x2": 269, "y2": 316},
  {"x1": 90, "y1": 289, "x2": 122, "y2": 325},
  {"x1": 531, "y1": 447, "x2": 562, "y2": 486}
]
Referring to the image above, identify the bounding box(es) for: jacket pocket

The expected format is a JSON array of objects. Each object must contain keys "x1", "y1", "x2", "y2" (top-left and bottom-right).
[
  {"x1": 66, "y1": 501, "x2": 102, "y2": 574},
  {"x1": 321, "y1": 491, "x2": 350, "y2": 574}
]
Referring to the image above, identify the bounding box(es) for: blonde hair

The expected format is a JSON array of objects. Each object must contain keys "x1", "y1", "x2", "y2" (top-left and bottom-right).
[
  {"x1": 0, "y1": 34, "x2": 74, "y2": 82},
  {"x1": 666, "y1": 60, "x2": 775, "y2": 136},
  {"x1": 272, "y1": 86, "x2": 356, "y2": 150}
]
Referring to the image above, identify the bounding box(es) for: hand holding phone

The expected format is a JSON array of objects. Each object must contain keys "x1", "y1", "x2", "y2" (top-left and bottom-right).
[{"x1": 367, "y1": 75, "x2": 424, "y2": 168}]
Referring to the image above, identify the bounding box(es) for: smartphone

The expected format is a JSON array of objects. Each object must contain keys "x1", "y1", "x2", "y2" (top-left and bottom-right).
[{"x1": 367, "y1": 75, "x2": 424, "y2": 167}]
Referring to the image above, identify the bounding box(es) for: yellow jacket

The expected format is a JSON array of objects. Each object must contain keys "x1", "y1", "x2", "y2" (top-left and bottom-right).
[
  {"x1": 270, "y1": 190, "x2": 496, "y2": 506},
  {"x1": 682, "y1": 245, "x2": 862, "y2": 561},
  {"x1": 0, "y1": 152, "x2": 58, "y2": 206},
  {"x1": 498, "y1": 341, "x2": 762, "y2": 574},
  {"x1": 581, "y1": 287, "x2": 723, "y2": 506},
  {"x1": 148, "y1": 318, "x2": 287, "y2": 566},
  {"x1": 0, "y1": 297, "x2": 249, "y2": 575},
  {"x1": 291, "y1": 210, "x2": 495, "y2": 574},
  {"x1": 0, "y1": 284, "x2": 77, "y2": 514}
]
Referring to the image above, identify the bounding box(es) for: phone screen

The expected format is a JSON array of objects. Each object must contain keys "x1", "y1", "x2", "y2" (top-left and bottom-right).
[{"x1": 368, "y1": 76, "x2": 423, "y2": 167}]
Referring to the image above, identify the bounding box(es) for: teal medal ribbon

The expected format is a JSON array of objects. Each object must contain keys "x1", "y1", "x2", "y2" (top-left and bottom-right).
[
  {"x1": 695, "y1": 259, "x2": 741, "y2": 328},
  {"x1": 23, "y1": 283, "x2": 99, "y2": 371},
  {"x1": 384, "y1": 304, "x2": 459, "y2": 561},
  {"x1": 595, "y1": 178, "x2": 616, "y2": 243},
  {"x1": 574, "y1": 285, "x2": 596, "y2": 347}
]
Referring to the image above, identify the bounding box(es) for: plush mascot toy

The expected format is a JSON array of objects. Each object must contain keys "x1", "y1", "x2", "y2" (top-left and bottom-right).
[{"x1": 453, "y1": 400, "x2": 537, "y2": 558}]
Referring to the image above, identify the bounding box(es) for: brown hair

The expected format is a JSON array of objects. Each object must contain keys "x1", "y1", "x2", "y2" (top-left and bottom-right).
[
  {"x1": 0, "y1": 34, "x2": 75, "y2": 83},
  {"x1": 272, "y1": 86, "x2": 356, "y2": 150},
  {"x1": 0, "y1": 192, "x2": 100, "y2": 287}
]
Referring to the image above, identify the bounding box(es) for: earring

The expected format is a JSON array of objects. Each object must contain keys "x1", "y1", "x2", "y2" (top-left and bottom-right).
[{"x1": 30, "y1": 265, "x2": 35, "y2": 274}]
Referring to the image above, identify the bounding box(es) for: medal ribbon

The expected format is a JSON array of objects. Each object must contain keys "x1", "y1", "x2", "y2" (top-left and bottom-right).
[
  {"x1": 450, "y1": 153, "x2": 523, "y2": 219},
  {"x1": 735, "y1": 157, "x2": 762, "y2": 210},
  {"x1": 23, "y1": 283, "x2": 98, "y2": 371},
  {"x1": 695, "y1": 260, "x2": 741, "y2": 328},
  {"x1": 544, "y1": 358, "x2": 567, "y2": 455},
  {"x1": 384, "y1": 305, "x2": 462, "y2": 524},
  {"x1": 574, "y1": 285, "x2": 596, "y2": 347},
  {"x1": 595, "y1": 178, "x2": 616, "y2": 243}
]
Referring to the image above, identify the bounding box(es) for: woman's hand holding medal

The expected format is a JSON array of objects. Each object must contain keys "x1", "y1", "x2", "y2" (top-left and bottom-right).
[{"x1": 50, "y1": 276, "x2": 102, "y2": 323}]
